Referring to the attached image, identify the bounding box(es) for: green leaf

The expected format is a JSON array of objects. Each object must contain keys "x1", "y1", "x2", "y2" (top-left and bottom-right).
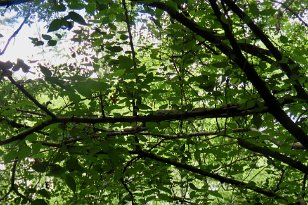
[
  {"x1": 67, "y1": 11, "x2": 87, "y2": 25},
  {"x1": 48, "y1": 40, "x2": 57, "y2": 46},
  {"x1": 65, "y1": 157, "x2": 84, "y2": 172},
  {"x1": 189, "y1": 183, "x2": 199, "y2": 190},
  {"x1": 48, "y1": 18, "x2": 66, "y2": 32},
  {"x1": 32, "y1": 161, "x2": 48, "y2": 173},
  {"x1": 64, "y1": 174, "x2": 76, "y2": 193},
  {"x1": 42, "y1": 34, "x2": 52, "y2": 40},
  {"x1": 32, "y1": 143, "x2": 42, "y2": 155},
  {"x1": 53, "y1": 3, "x2": 66, "y2": 11},
  {"x1": 39, "y1": 65, "x2": 52, "y2": 77},
  {"x1": 252, "y1": 114, "x2": 262, "y2": 128},
  {"x1": 249, "y1": 3, "x2": 259, "y2": 15},
  {"x1": 31, "y1": 199, "x2": 48, "y2": 205},
  {"x1": 29, "y1": 37, "x2": 44, "y2": 46},
  {"x1": 3, "y1": 150, "x2": 18, "y2": 163},
  {"x1": 279, "y1": 35, "x2": 288, "y2": 44},
  {"x1": 18, "y1": 144, "x2": 31, "y2": 159},
  {"x1": 118, "y1": 55, "x2": 134, "y2": 69},
  {"x1": 106, "y1": 46, "x2": 123, "y2": 52},
  {"x1": 49, "y1": 164, "x2": 65, "y2": 176},
  {"x1": 209, "y1": 191, "x2": 223, "y2": 198},
  {"x1": 37, "y1": 189, "x2": 51, "y2": 199}
]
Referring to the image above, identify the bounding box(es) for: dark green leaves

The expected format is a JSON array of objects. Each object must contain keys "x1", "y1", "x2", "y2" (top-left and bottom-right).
[
  {"x1": 29, "y1": 37, "x2": 44, "y2": 46},
  {"x1": 31, "y1": 199, "x2": 48, "y2": 205},
  {"x1": 48, "y1": 19, "x2": 66, "y2": 32},
  {"x1": 39, "y1": 65, "x2": 52, "y2": 77},
  {"x1": 48, "y1": 12, "x2": 87, "y2": 32},
  {"x1": 67, "y1": 11, "x2": 87, "y2": 25},
  {"x1": 64, "y1": 174, "x2": 76, "y2": 193},
  {"x1": 32, "y1": 160, "x2": 48, "y2": 173}
]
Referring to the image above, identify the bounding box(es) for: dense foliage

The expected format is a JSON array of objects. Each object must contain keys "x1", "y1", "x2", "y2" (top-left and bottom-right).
[{"x1": 0, "y1": 0, "x2": 307, "y2": 204}]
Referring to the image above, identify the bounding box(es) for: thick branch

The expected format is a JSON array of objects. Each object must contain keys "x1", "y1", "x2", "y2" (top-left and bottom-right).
[
  {"x1": 208, "y1": 0, "x2": 308, "y2": 148},
  {"x1": 222, "y1": 0, "x2": 308, "y2": 100}
]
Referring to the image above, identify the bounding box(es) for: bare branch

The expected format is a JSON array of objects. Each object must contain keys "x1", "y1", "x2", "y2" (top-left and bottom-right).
[{"x1": 0, "y1": 14, "x2": 30, "y2": 55}]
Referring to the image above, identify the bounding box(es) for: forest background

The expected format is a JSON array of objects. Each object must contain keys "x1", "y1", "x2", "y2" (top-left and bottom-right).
[{"x1": 0, "y1": 0, "x2": 307, "y2": 204}]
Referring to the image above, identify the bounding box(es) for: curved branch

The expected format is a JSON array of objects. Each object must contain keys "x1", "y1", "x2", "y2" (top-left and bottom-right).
[
  {"x1": 237, "y1": 139, "x2": 308, "y2": 174},
  {"x1": 0, "y1": 119, "x2": 54, "y2": 145},
  {"x1": 7, "y1": 75, "x2": 57, "y2": 119},
  {"x1": 0, "y1": 13, "x2": 30, "y2": 55},
  {"x1": 135, "y1": 150, "x2": 284, "y2": 199}
]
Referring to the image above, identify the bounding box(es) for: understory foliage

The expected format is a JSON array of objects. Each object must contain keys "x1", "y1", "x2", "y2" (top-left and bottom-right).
[{"x1": 0, "y1": 0, "x2": 307, "y2": 204}]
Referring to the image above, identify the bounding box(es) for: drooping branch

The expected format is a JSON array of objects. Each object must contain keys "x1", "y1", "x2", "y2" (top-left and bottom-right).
[
  {"x1": 0, "y1": 13, "x2": 30, "y2": 55},
  {"x1": 237, "y1": 139, "x2": 308, "y2": 174},
  {"x1": 6, "y1": 75, "x2": 57, "y2": 119},
  {"x1": 135, "y1": 150, "x2": 284, "y2": 199}
]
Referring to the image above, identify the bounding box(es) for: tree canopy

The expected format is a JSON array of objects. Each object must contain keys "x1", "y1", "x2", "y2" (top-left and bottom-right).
[{"x1": 0, "y1": 0, "x2": 307, "y2": 204}]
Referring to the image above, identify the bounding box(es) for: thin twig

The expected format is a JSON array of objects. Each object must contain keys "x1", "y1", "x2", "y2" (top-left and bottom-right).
[
  {"x1": 0, "y1": 13, "x2": 30, "y2": 55},
  {"x1": 7, "y1": 75, "x2": 57, "y2": 119}
]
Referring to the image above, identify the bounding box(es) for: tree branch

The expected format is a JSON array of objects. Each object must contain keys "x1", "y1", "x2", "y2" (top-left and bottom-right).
[
  {"x1": 270, "y1": 0, "x2": 308, "y2": 27},
  {"x1": 237, "y1": 139, "x2": 308, "y2": 174},
  {"x1": 0, "y1": 119, "x2": 54, "y2": 145},
  {"x1": 7, "y1": 75, "x2": 57, "y2": 119},
  {"x1": 208, "y1": 0, "x2": 308, "y2": 148},
  {"x1": 135, "y1": 150, "x2": 284, "y2": 199},
  {"x1": 0, "y1": 13, "x2": 30, "y2": 55},
  {"x1": 222, "y1": 0, "x2": 308, "y2": 100}
]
